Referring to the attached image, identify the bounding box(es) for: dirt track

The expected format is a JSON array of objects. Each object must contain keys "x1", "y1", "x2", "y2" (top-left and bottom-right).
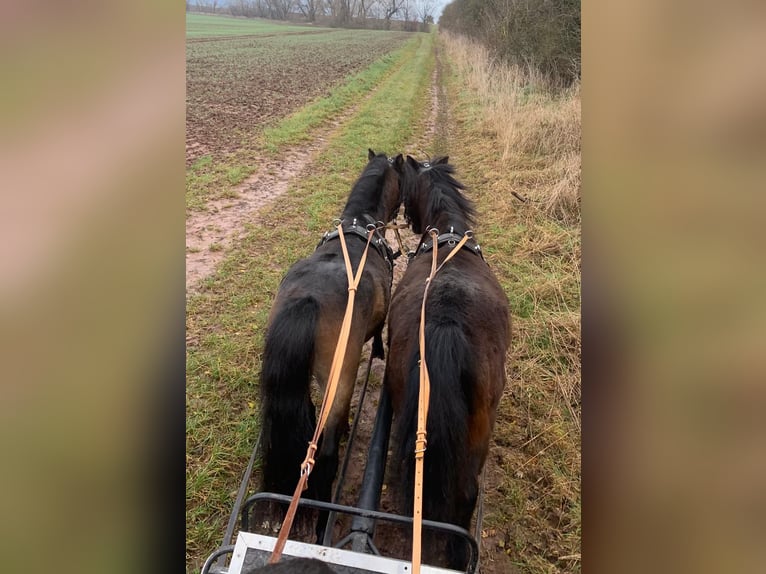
[{"x1": 304, "y1": 43, "x2": 525, "y2": 573}]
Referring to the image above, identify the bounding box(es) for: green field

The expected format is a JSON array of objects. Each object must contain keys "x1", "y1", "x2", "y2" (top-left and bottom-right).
[{"x1": 186, "y1": 13, "x2": 322, "y2": 37}]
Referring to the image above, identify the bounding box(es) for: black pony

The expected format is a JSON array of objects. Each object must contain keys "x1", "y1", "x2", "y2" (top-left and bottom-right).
[
  {"x1": 384, "y1": 156, "x2": 511, "y2": 569},
  {"x1": 260, "y1": 149, "x2": 403, "y2": 539}
]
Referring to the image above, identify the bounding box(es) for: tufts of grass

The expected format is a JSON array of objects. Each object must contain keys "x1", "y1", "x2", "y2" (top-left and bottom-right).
[
  {"x1": 443, "y1": 31, "x2": 581, "y2": 225},
  {"x1": 439, "y1": 31, "x2": 581, "y2": 573},
  {"x1": 226, "y1": 166, "x2": 247, "y2": 186},
  {"x1": 186, "y1": 153, "x2": 251, "y2": 213}
]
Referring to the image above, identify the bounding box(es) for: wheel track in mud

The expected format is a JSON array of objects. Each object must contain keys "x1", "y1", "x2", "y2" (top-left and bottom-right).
[{"x1": 185, "y1": 50, "x2": 411, "y2": 295}]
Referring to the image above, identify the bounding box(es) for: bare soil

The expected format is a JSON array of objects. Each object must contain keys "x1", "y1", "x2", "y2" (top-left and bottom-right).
[
  {"x1": 186, "y1": 32, "x2": 410, "y2": 165},
  {"x1": 186, "y1": 141, "x2": 322, "y2": 293}
]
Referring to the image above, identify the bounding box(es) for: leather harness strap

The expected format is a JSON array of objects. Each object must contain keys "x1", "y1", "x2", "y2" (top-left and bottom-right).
[
  {"x1": 269, "y1": 223, "x2": 376, "y2": 564},
  {"x1": 414, "y1": 229, "x2": 484, "y2": 261},
  {"x1": 318, "y1": 216, "x2": 396, "y2": 268},
  {"x1": 412, "y1": 229, "x2": 471, "y2": 574}
]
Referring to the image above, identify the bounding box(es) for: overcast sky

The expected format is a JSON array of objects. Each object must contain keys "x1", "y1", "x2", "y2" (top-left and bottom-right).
[{"x1": 432, "y1": 0, "x2": 450, "y2": 22}]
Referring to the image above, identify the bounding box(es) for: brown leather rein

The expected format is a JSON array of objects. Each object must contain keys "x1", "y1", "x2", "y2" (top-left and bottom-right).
[
  {"x1": 269, "y1": 222, "x2": 380, "y2": 563},
  {"x1": 412, "y1": 228, "x2": 471, "y2": 574}
]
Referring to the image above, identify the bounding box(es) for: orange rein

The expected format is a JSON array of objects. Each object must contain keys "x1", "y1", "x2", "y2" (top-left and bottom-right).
[
  {"x1": 412, "y1": 228, "x2": 471, "y2": 574},
  {"x1": 269, "y1": 222, "x2": 378, "y2": 564}
]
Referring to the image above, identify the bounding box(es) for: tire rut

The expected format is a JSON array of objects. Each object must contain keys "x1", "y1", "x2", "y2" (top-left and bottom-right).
[{"x1": 186, "y1": 63, "x2": 402, "y2": 295}]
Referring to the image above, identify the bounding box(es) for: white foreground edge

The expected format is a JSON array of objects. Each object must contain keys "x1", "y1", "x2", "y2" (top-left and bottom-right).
[{"x1": 226, "y1": 532, "x2": 462, "y2": 574}]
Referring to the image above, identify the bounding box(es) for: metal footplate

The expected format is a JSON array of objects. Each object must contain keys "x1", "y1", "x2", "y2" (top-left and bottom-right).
[{"x1": 227, "y1": 532, "x2": 462, "y2": 574}]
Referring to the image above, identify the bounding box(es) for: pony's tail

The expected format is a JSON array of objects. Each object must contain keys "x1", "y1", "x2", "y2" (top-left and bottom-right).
[
  {"x1": 397, "y1": 317, "x2": 473, "y2": 528},
  {"x1": 260, "y1": 297, "x2": 319, "y2": 496}
]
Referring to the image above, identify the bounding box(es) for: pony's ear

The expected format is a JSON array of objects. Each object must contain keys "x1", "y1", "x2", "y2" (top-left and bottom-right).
[
  {"x1": 434, "y1": 156, "x2": 449, "y2": 165},
  {"x1": 393, "y1": 154, "x2": 404, "y2": 171},
  {"x1": 406, "y1": 155, "x2": 420, "y2": 170},
  {"x1": 368, "y1": 148, "x2": 376, "y2": 161}
]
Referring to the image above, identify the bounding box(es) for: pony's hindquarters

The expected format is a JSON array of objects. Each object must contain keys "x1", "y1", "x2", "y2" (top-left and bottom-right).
[
  {"x1": 393, "y1": 316, "x2": 478, "y2": 569},
  {"x1": 260, "y1": 297, "x2": 320, "y2": 497}
]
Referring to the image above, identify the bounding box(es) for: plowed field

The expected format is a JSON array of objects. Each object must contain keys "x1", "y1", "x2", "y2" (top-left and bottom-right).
[{"x1": 186, "y1": 17, "x2": 410, "y2": 163}]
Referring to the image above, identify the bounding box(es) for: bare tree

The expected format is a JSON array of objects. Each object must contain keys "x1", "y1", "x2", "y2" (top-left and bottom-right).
[
  {"x1": 366, "y1": 0, "x2": 384, "y2": 24},
  {"x1": 231, "y1": 0, "x2": 257, "y2": 17},
  {"x1": 342, "y1": 0, "x2": 377, "y2": 26},
  {"x1": 298, "y1": 0, "x2": 320, "y2": 21},
  {"x1": 380, "y1": 0, "x2": 399, "y2": 29},
  {"x1": 265, "y1": 0, "x2": 295, "y2": 19},
  {"x1": 401, "y1": 0, "x2": 416, "y2": 31},
  {"x1": 329, "y1": 0, "x2": 352, "y2": 26},
  {"x1": 413, "y1": 0, "x2": 435, "y2": 31}
]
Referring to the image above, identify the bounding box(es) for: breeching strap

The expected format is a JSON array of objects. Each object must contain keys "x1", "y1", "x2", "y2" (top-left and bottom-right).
[
  {"x1": 269, "y1": 223, "x2": 376, "y2": 564},
  {"x1": 412, "y1": 229, "x2": 470, "y2": 574}
]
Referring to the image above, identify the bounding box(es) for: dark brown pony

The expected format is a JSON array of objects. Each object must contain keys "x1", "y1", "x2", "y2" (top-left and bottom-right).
[
  {"x1": 260, "y1": 150, "x2": 403, "y2": 539},
  {"x1": 385, "y1": 156, "x2": 510, "y2": 569}
]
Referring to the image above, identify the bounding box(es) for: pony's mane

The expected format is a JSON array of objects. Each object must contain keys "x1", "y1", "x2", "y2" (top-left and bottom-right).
[
  {"x1": 342, "y1": 154, "x2": 390, "y2": 217},
  {"x1": 420, "y1": 159, "x2": 476, "y2": 228}
]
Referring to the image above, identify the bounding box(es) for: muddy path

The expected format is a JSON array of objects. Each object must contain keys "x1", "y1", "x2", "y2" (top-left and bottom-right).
[
  {"x1": 319, "y1": 43, "x2": 517, "y2": 573},
  {"x1": 186, "y1": 87, "x2": 384, "y2": 294},
  {"x1": 319, "y1": 41, "x2": 480, "y2": 569},
  {"x1": 186, "y1": 139, "x2": 326, "y2": 293}
]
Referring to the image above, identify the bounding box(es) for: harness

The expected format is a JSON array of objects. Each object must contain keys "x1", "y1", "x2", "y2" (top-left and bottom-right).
[
  {"x1": 411, "y1": 226, "x2": 485, "y2": 261},
  {"x1": 317, "y1": 215, "x2": 396, "y2": 270}
]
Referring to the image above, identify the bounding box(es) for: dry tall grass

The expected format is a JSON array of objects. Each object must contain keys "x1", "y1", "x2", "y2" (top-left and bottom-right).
[
  {"x1": 440, "y1": 30, "x2": 581, "y2": 572},
  {"x1": 443, "y1": 32, "x2": 581, "y2": 224}
]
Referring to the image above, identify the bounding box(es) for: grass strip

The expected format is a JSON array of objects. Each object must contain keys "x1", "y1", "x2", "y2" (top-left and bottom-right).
[{"x1": 438, "y1": 33, "x2": 581, "y2": 574}]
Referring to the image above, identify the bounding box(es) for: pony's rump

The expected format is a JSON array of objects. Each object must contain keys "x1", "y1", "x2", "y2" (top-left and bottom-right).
[{"x1": 396, "y1": 316, "x2": 474, "y2": 525}]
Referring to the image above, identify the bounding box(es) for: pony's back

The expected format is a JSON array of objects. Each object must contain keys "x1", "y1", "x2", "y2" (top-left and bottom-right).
[
  {"x1": 387, "y1": 152, "x2": 510, "y2": 567},
  {"x1": 388, "y1": 253, "x2": 509, "y2": 569}
]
